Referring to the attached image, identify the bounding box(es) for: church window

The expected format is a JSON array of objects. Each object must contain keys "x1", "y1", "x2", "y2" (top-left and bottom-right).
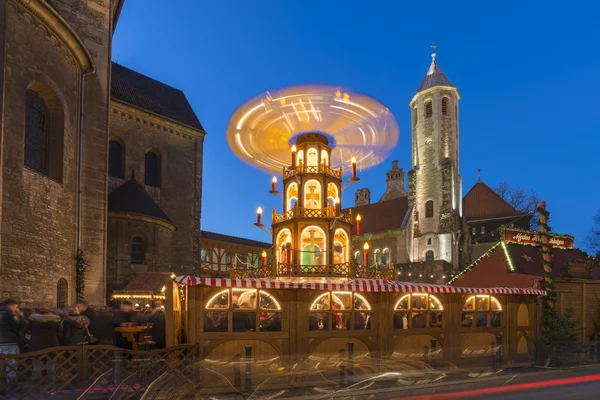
[
  {"x1": 425, "y1": 250, "x2": 434, "y2": 261},
  {"x1": 425, "y1": 200, "x2": 434, "y2": 218},
  {"x1": 108, "y1": 140, "x2": 124, "y2": 178},
  {"x1": 57, "y1": 278, "x2": 68, "y2": 308},
  {"x1": 374, "y1": 249, "x2": 382, "y2": 265},
  {"x1": 382, "y1": 248, "x2": 390, "y2": 265},
  {"x1": 481, "y1": 225, "x2": 486, "y2": 234},
  {"x1": 25, "y1": 85, "x2": 64, "y2": 181},
  {"x1": 145, "y1": 151, "x2": 160, "y2": 187},
  {"x1": 442, "y1": 97, "x2": 448, "y2": 115},
  {"x1": 425, "y1": 101, "x2": 433, "y2": 118},
  {"x1": 131, "y1": 236, "x2": 146, "y2": 264}
]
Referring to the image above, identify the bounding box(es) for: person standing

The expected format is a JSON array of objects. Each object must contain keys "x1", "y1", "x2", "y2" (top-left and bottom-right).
[
  {"x1": 61, "y1": 306, "x2": 90, "y2": 346},
  {"x1": 76, "y1": 302, "x2": 96, "y2": 335},
  {"x1": 0, "y1": 299, "x2": 23, "y2": 384},
  {"x1": 149, "y1": 306, "x2": 166, "y2": 349},
  {"x1": 111, "y1": 301, "x2": 135, "y2": 349}
]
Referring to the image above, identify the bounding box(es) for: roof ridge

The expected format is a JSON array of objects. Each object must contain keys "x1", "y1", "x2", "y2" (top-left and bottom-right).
[
  {"x1": 201, "y1": 230, "x2": 272, "y2": 248},
  {"x1": 111, "y1": 62, "x2": 186, "y2": 94}
]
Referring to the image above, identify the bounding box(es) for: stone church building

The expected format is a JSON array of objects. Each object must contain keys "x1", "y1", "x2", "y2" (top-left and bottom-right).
[
  {"x1": 348, "y1": 52, "x2": 531, "y2": 284},
  {"x1": 0, "y1": 0, "x2": 205, "y2": 306}
]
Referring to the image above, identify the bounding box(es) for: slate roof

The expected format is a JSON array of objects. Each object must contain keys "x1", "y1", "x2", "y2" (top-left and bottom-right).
[
  {"x1": 416, "y1": 58, "x2": 455, "y2": 94},
  {"x1": 201, "y1": 231, "x2": 271, "y2": 249},
  {"x1": 453, "y1": 242, "x2": 600, "y2": 289},
  {"x1": 108, "y1": 170, "x2": 173, "y2": 225},
  {"x1": 111, "y1": 62, "x2": 205, "y2": 131},
  {"x1": 344, "y1": 196, "x2": 410, "y2": 235},
  {"x1": 121, "y1": 272, "x2": 172, "y2": 293},
  {"x1": 463, "y1": 181, "x2": 528, "y2": 221}
]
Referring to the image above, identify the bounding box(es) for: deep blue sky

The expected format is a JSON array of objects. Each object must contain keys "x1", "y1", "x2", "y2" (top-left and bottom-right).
[{"x1": 113, "y1": 1, "x2": 599, "y2": 252}]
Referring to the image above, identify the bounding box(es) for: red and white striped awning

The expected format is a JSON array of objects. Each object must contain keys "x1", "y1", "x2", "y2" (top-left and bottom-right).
[{"x1": 174, "y1": 276, "x2": 546, "y2": 296}]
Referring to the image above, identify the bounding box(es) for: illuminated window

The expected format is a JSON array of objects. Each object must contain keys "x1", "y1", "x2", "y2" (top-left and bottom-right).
[
  {"x1": 309, "y1": 292, "x2": 372, "y2": 331},
  {"x1": 354, "y1": 251, "x2": 361, "y2": 264},
  {"x1": 461, "y1": 295, "x2": 503, "y2": 328},
  {"x1": 297, "y1": 150, "x2": 304, "y2": 166},
  {"x1": 203, "y1": 289, "x2": 282, "y2": 333},
  {"x1": 287, "y1": 183, "x2": 298, "y2": 211},
  {"x1": 393, "y1": 294, "x2": 444, "y2": 329},
  {"x1": 374, "y1": 249, "x2": 382, "y2": 265},
  {"x1": 382, "y1": 248, "x2": 390, "y2": 265},
  {"x1": 131, "y1": 236, "x2": 146, "y2": 264},
  {"x1": 276, "y1": 229, "x2": 292, "y2": 264},
  {"x1": 301, "y1": 226, "x2": 326, "y2": 266},
  {"x1": 425, "y1": 250, "x2": 434, "y2": 261},
  {"x1": 442, "y1": 97, "x2": 448, "y2": 115},
  {"x1": 425, "y1": 200, "x2": 434, "y2": 218},
  {"x1": 425, "y1": 101, "x2": 433, "y2": 118},
  {"x1": 200, "y1": 248, "x2": 212, "y2": 262},
  {"x1": 304, "y1": 180, "x2": 321, "y2": 209},
  {"x1": 333, "y1": 229, "x2": 348, "y2": 264},
  {"x1": 109, "y1": 140, "x2": 124, "y2": 178},
  {"x1": 307, "y1": 147, "x2": 318, "y2": 167},
  {"x1": 145, "y1": 151, "x2": 160, "y2": 187},
  {"x1": 327, "y1": 183, "x2": 339, "y2": 210},
  {"x1": 321, "y1": 149, "x2": 329, "y2": 166}
]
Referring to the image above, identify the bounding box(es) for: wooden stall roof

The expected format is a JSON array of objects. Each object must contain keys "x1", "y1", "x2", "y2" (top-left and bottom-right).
[
  {"x1": 174, "y1": 275, "x2": 546, "y2": 296},
  {"x1": 113, "y1": 272, "x2": 173, "y2": 295}
]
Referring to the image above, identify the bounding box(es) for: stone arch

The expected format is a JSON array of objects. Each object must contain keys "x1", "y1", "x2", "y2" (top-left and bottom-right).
[{"x1": 393, "y1": 334, "x2": 444, "y2": 360}]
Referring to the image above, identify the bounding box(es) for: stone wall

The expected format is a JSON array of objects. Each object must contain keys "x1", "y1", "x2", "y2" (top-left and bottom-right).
[
  {"x1": 0, "y1": 2, "x2": 83, "y2": 305},
  {"x1": 106, "y1": 216, "x2": 173, "y2": 293},
  {"x1": 109, "y1": 102, "x2": 204, "y2": 277}
]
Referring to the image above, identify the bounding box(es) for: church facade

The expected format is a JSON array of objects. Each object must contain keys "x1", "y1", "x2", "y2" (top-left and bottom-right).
[{"x1": 0, "y1": 0, "x2": 205, "y2": 306}]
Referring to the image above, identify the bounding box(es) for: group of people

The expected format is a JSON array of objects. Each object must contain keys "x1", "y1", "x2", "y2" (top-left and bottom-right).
[{"x1": 0, "y1": 298, "x2": 166, "y2": 358}]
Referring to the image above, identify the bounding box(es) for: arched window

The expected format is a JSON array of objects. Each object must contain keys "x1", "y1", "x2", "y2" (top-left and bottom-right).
[
  {"x1": 442, "y1": 97, "x2": 448, "y2": 115},
  {"x1": 307, "y1": 147, "x2": 318, "y2": 167},
  {"x1": 425, "y1": 250, "x2": 434, "y2": 261},
  {"x1": 108, "y1": 140, "x2": 124, "y2": 178},
  {"x1": 382, "y1": 248, "x2": 390, "y2": 265},
  {"x1": 425, "y1": 200, "x2": 434, "y2": 218},
  {"x1": 304, "y1": 180, "x2": 321, "y2": 209},
  {"x1": 327, "y1": 183, "x2": 339, "y2": 210},
  {"x1": 204, "y1": 289, "x2": 282, "y2": 332},
  {"x1": 25, "y1": 84, "x2": 65, "y2": 182},
  {"x1": 462, "y1": 295, "x2": 502, "y2": 328},
  {"x1": 354, "y1": 251, "x2": 361, "y2": 264},
  {"x1": 374, "y1": 249, "x2": 382, "y2": 265},
  {"x1": 131, "y1": 236, "x2": 146, "y2": 264},
  {"x1": 309, "y1": 292, "x2": 372, "y2": 331},
  {"x1": 57, "y1": 278, "x2": 68, "y2": 308},
  {"x1": 276, "y1": 229, "x2": 292, "y2": 264},
  {"x1": 145, "y1": 151, "x2": 160, "y2": 187},
  {"x1": 393, "y1": 293, "x2": 444, "y2": 329},
  {"x1": 300, "y1": 226, "x2": 326, "y2": 266},
  {"x1": 425, "y1": 101, "x2": 433, "y2": 118},
  {"x1": 320, "y1": 150, "x2": 329, "y2": 166},
  {"x1": 296, "y1": 150, "x2": 304, "y2": 167},
  {"x1": 333, "y1": 229, "x2": 348, "y2": 264},
  {"x1": 25, "y1": 90, "x2": 50, "y2": 175},
  {"x1": 286, "y1": 183, "x2": 298, "y2": 211}
]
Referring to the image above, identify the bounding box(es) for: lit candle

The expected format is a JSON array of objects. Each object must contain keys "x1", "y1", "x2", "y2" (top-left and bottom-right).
[
  {"x1": 334, "y1": 197, "x2": 340, "y2": 214},
  {"x1": 351, "y1": 157, "x2": 357, "y2": 180},
  {"x1": 261, "y1": 250, "x2": 267, "y2": 267},
  {"x1": 291, "y1": 145, "x2": 297, "y2": 168},
  {"x1": 363, "y1": 242, "x2": 369, "y2": 267},
  {"x1": 256, "y1": 206, "x2": 263, "y2": 225},
  {"x1": 271, "y1": 176, "x2": 277, "y2": 192},
  {"x1": 356, "y1": 214, "x2": 362, "y2": 235}
]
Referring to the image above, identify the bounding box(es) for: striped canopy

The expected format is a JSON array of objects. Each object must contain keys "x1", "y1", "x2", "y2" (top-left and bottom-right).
[{"x1": 174, "y1": 276, "x2": 546, "y2": 296}]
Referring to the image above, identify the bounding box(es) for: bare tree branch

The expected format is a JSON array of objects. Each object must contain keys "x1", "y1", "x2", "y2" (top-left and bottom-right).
[
  {"x1": 585, "y1": 209, "x2": 600, "y2": 257},
  {"x1": 494, "y1": 182, "x2": 540, "y2": 229}
]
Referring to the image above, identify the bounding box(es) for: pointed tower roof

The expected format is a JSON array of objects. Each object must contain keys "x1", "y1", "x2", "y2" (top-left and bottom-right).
[
  {"x1": 416, "y1": 47, "x2": 455, "y2": 94},
  {"x1": 108, "y1": 170, "x2": 175, "y2": 229}
]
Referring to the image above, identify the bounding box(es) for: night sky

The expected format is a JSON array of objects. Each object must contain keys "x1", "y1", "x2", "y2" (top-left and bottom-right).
[{"x1": 112, "y1": 1, "x2": 599, "y2": 252}]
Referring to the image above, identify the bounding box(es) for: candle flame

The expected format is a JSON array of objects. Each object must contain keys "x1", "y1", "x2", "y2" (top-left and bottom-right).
[
  {"x1": 291, "y1": 145, "x2": 297, "y2": 152},
  {"x1": 272, "y1": 176, "x2": 277, "y2": 183},
  {"x1": 351, "y1": 156, "x2": 357, "y2": 164},
  {"x1": 356, "y1": 214, "x2": 362, "y2": 221},
  {"x1": 261, "y1": 251, "x2": 267, "y2": 257},
  {"x1": 363, "y1": 242, "x2": 369, "y2": 250},
  {"x1": 257, "y1": 207, "x2": 263, "y2": 214},
  {"x1": 334, "y1": 197, "x2": 340, "y2": 204}
]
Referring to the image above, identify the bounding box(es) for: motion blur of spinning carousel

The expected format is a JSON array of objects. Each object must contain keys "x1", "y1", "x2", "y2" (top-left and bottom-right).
[{"x1": 166, "y1": 85, "x2": 545, "y2": 397}]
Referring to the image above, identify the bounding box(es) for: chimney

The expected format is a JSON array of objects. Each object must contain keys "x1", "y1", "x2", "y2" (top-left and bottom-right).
[
  {"x1": 380, "y1": 160, "x2": 406, "y2": 201},
  {"x1": 355, "y1": 188, "x2": 371, "y2": 207}
]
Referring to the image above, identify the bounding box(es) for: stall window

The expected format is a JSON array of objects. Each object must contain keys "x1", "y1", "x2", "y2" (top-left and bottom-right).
[
  {"x1": 203, "y1": 289, "x2": 282, "y2": 333},
  {"x1": 309, "y1": 292, "x2": 372, "y2": 331},
  {"x1": 393, "y1": 293, "x2": 444, "y2": 329},
  {"x1": 461, "y1": 295, "x2": 503, "y2": 328}
]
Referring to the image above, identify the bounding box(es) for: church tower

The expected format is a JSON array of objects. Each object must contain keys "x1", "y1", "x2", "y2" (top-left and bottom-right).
[{"x1": 407, "y1": 48, "x2": 462, "y2": 268}]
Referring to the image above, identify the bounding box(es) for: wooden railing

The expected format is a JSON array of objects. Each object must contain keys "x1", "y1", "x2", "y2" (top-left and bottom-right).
[
  {"x1": 283, "y1": 165, "x2": 342, "y2": 180},
  {"x1": 231, "y1": 264, "x2": 272, "y2": 279},
  {"x1": 0, "y1": 343, "x2": 200, "y2": 399},
  {"x1": 273, "y1": 207, "x2": 352, "y2": 224},
  {"x1": 353, "y1": 265, "x2": 396, "y2": 280},
  {"x1": 276, "y1": 262, "x2": 351, "y2": 277}
]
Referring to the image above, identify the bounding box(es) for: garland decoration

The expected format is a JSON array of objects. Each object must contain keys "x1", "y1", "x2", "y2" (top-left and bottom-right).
[
  {"x1": 76, "y1": 249, "x2": 89, "y2": 303},
  {"x1": 537, "y1": 203, "x2": 556, "y2": 315}
]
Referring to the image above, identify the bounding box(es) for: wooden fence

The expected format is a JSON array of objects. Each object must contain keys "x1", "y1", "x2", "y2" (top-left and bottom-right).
[{"x1": 0, "y1": 343, "x2": 200, "y2": 399}]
